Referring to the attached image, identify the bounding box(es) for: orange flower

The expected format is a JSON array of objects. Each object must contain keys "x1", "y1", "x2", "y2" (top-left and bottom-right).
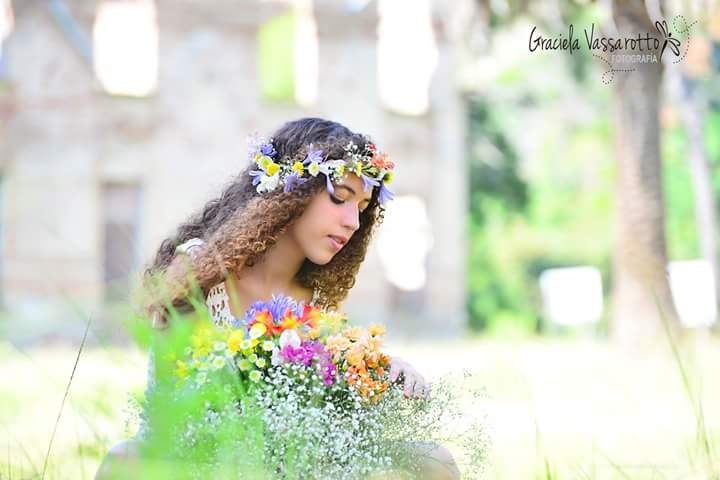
[
  {"x1": 255, "y1": 310, "x2": 283, "y2": 337},
  {"x1": 345, "y1": 344, "x2": 366, "y2": 369}
]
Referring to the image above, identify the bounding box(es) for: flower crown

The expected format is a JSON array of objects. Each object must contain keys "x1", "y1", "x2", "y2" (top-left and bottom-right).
[{"x1": 247, "y1": 134, "x2": 396, "y2": 205}]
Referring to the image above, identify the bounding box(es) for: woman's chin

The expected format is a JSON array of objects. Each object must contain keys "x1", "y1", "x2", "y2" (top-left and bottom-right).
[{"x1": 307, "y1": 250, "x2": 335, "y2": 266}]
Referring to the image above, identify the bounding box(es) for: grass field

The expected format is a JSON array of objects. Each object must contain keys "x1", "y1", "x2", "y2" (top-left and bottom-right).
[{"x1": 2, "y1": 335, "x2": 719, "y2": 479}]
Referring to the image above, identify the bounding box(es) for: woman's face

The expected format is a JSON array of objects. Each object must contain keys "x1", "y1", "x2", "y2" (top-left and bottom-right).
[{"x1": 289, "y1": 174, "x2": 373, "y2": 265}]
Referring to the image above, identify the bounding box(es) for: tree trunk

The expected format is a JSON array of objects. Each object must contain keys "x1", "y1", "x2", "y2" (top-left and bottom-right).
[
  {"x1": 669, "y1": 70, "x2": 720, "y2": 328},
  {"x1": 610, "y1": 0, "x2": 681, "y2": 345}
]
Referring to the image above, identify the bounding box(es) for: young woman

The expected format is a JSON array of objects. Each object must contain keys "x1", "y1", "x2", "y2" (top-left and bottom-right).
[{"x1": 97, "y1": 117, "x2": 460, "y2": 479}]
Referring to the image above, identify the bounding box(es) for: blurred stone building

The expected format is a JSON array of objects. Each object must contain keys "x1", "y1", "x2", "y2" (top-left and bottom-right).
[{"x1": 0, "y1": 0, "x2": 466, "y2": 342}]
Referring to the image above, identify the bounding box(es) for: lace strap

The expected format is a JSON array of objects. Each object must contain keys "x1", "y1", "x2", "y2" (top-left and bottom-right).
[{"x1": 206, "y1": 282, "x2": 234, "y2": 328}]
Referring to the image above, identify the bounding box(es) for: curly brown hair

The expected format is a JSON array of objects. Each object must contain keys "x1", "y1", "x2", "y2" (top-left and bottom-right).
[{"x1": 143, "y1": 118, "x2": 386, "y2": 312}]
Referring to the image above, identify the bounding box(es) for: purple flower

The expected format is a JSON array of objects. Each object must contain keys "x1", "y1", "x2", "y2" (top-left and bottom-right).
[
  {"x1": 268, "y1": 294, "x2": 302, "y2": 319},
  {"x1": 304, "y1": 148, "x2": 324, "y2": 165},
  {"x1": 284, "y1": 173, "x2": 308, "y2": 193},
  {"x1": 248, "y1": 169, "x2": 263, "y2": 186},
  {"x1": 360, "y1": 173, "x2": 380, "y2": 192},
  {"x1": 378, "y1": 183, "x2": 395, "y2": 205},
  {"x1": 277, "y1": 340, "x2": 338, "y2": 385},
  {"x1": 325, "y1": 173, "x2": 335, "y2": 195},
  {"x1": 260, "y1": 142, "x2": 276, "y2": 157}
]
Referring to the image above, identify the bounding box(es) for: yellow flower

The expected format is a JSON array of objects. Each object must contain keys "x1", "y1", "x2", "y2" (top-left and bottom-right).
[
  {"x1": 191, "y1": 327, "x2": 213, "y2": 358},
  {"x1": 261, "y1": 340, "x2": 275, "y2": 352},
  {"x1": 317, "y1": 311, "x2": 347, "y2": 334},
  {"x1": 366, "y1": 335, "x2": 383, "y2": 352},
  {"x1": 175, "y1": 360, "x2": 189, "y2": 379},
  {"x1": 308, "y1": 328, "x2": 321, "y2": 340},
  {"x1": 265, "y1": 161, "x2": 280, "y2": 176},
  {"x1": 345, "y1": 344, "x2": 366, "y2": 368},
  {"x1": 257, "y1": 155, "x2": 272, "y2": 169},
  {"x1": 249, "y1": 323, "x2": 267, "y2": 340},
  {"x1": 383, "y1": 171, "x2": 394, "y2": 185},
  {"x1": 227, "y1": 329, "x2": 245, "y2": 354},
  {"x1": 280, "y1": 314, "x2": 298, "y2": 331},
  {"x1": 335, "y1": 163, "x2": 346, "y2": 177},
  {"x1": 325, "y1": 334, "x2": 351, "y2": 353},
  {"x1": 353, "y1": 161, "x2": 363, "y2": 176},
  {"x1": 292, "y1": 161, "x2": 305, "y2": 174},
  {"x1": 368, "y1": 324, "x2": 386, "y2": 337},
  {"x1": 344, "y1": 326, "x2": 363, "y2": 341}
]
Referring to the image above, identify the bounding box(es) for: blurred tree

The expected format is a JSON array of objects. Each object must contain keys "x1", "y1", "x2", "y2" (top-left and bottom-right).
[
  {"x1": 609, "y1": 0, "x2": 680, "y2": 343},
  {"x1": 466, "y1": 96, "x2": 530, "y2": 331}
]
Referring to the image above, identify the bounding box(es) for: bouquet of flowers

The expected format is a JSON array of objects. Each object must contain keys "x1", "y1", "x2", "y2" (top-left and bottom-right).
[{"x1": 136, "y1": 295, "x2": 487, "y2": 479}]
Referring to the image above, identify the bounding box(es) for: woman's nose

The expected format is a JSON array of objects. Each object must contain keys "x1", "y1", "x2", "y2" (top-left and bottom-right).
[{"x1": 342, "y1": 205, "x2": 360, "y2": 233}]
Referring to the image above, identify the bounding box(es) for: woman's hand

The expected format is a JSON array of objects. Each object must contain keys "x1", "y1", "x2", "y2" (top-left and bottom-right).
[{"x1": 389, "y1": 356, "x2": 430, "y2": 400}]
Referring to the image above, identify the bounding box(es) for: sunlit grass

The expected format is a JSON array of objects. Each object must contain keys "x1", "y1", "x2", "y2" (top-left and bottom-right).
[{"x1": 1, "y1": 335, "x2": 718, "y2": 479}]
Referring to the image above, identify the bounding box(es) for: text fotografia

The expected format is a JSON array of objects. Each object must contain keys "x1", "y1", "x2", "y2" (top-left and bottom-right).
[{"x1": 528, "y1": 24, "x2": 672, "y2": 61}]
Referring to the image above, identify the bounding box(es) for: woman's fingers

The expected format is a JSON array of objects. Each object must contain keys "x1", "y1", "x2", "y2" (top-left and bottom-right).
[
  {"x1": 389, "y1": 361, "x2": 401, "y2": 382},
  {"x1": 403, "y1": 375, "x2": 416, "y2": 398},
  {"x1": 412, "y1": 375, "x2": 427, "y2": 399}
]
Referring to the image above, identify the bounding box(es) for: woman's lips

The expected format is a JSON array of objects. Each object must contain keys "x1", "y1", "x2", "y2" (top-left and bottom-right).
[{"x1": 327, "y1": 235, "x2": 346, "y2": 251}]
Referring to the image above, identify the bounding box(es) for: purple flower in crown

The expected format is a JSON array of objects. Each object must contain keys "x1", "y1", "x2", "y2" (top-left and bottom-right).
[
  {"x1": 304, "y1": 147, "x2": 324, "y2": 165},
  {"x1": 260, "y1": 141, "x2": 276, "y2": 158},
  {"x1": 284, "y1": 173, "x2": 308, "y2": 193},
  {"x1": 378, "y1": 183, "x2": 395, "y2": 205},
  {"x1": 247, "y1": 133, "x2": 277, "y2": 163},
  {"x1": 325, "y1": 174, "x2": 335, "y2": 195},
  {"x1": 359, "y1": 173, "x2": 380, "y2": 192},
  {"x1": 248, "y1": 169, "x2": 263, "y2": 186}
]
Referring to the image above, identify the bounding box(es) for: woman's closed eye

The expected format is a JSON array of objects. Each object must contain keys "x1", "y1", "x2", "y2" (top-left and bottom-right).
[{"x1": 330, "y1": 194, "x2": 369, "y2": 213}]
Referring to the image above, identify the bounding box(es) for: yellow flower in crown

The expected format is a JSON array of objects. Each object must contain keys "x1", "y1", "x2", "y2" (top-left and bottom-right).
[
  {"x1": 256, "y1": 155, "x2": 272, "y2": 169},
  {"x1": 247, "y1": 133, "x2": 396, "y2": 205},
  {"x1": 265, "y1": 161, "x2": 280, "y2": 176},
  {"x1": 383, "y1": 170, "x2": 394, "y2": 185}
]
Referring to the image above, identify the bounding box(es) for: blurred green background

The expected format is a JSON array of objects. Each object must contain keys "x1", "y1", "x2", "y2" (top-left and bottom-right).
[{"x1": 1, "y1": 0, "x2": 720, "y2": 478}]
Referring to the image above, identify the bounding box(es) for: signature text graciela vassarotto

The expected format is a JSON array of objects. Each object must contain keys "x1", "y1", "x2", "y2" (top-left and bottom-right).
[{"x1": 528, "y1": 23, "x2": 670, "y2": 63}]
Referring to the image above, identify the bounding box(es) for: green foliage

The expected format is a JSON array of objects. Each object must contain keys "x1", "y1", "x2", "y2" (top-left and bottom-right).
[{"x1": 258, "y1": 11, "x2": 296, "y2": 104}]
